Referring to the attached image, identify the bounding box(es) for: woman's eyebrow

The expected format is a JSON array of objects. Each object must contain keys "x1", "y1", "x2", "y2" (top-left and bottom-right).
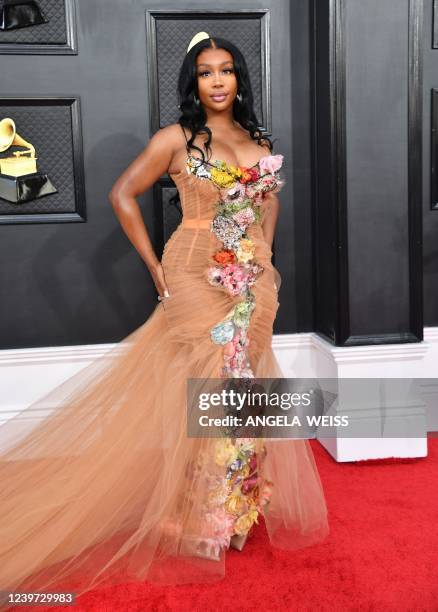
[{"x1": 197, "y1": 61, "x2": 234, "y2": 68}]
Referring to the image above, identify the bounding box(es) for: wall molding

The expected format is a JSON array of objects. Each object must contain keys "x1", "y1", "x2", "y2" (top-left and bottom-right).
[
  {"x1": 1, "y1": 328, "x2": 434, "y2": 370},
  {"x1": 312, "y1": 0, "x2": 424, "y2": 345},
  {"x1": 145, "y1": 8, "x2": 271, "y2": 134},
  {"x1": 0, "y1": 0, "x2": 78, "y2": 56}
]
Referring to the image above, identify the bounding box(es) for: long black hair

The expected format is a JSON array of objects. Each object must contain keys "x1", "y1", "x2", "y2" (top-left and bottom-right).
[
  {"x1": 177, "y1": 36, "x2": 273, "y2": 161},
  {"x1": 169, "y1": 36, "x2": 274, "y2": 212}
]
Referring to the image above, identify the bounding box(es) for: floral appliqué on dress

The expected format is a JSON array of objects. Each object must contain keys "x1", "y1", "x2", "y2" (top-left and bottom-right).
[
  {"x1": 186, "y1": 153, "x2": 284, "y2": 379},
  {"x1": 185, "y1": 151, "x2": 284, "y2": 555}
]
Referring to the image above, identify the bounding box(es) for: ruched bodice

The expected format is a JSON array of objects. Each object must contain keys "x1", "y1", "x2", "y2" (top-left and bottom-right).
[
  {"x1": 169, "y1": 164, "x2": 275, "y2": 225},
  {"x1": 164, "y1": 168, "x2": 281, "y2": 284},
  {"x1": 161, "y1": 160, "x2": 284, "y2": 374},
  {"x1": 170, "y1": 168, "x2": 219, "y2": 221}
]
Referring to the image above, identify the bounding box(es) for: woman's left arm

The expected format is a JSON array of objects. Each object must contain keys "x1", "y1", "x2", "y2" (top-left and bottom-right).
[{"x1": 261, "y1": 192, "x2": 280, "y2": 249}]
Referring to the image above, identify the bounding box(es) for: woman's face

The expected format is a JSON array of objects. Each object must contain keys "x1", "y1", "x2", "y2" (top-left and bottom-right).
[{"x1": 195, "y1": 47, "x2": 238, "y2": 113}]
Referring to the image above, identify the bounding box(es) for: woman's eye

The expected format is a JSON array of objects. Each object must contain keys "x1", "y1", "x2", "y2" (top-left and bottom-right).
[{"x1": 198, "y1": 68, "x2": 234, "y2": 77}]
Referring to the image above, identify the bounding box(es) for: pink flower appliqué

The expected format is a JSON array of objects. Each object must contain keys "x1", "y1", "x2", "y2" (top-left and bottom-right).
[
  {"x1": 232, "y1": 206, "x2": 256, "y2": 230},
  {"x1": 259, "y1": 154, "x2": 284, "y2": 175}
]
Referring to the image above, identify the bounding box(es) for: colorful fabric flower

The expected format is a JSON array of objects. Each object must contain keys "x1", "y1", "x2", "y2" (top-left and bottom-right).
[
  {"x1": 226, "y1": 182, "x2": 246, "y2": 201},
  {"x1": 206, "y1": 261, "x2": 263, "y2": 297},
  {"x1": 247, "y1": 167, "x2": 261, "y2": 182},
  {"x1": 224, "y1": 488, "x2": 246, "y2": 516},
  {"x1": 259, "y1": 154, "x2": 284, "y2": 174},
  {"x1": 232, "y1": 206, "x2": 256, "y2": 230},
  {"x1": 210, "y1": 167, "x2": 237, "y2": 188},
  {"x1": 242, "y1": 474, "x2": 258, "y2": 494},
  {"x1": 187, "y1": 157, "x2": 211, "y2": 180},
  {"x1": 215, "y1": 438, "x2": 239, "y2": 467},
  {"x1": 235, "y1": 438, "x2": 257, "y2": 452},
  {"x1": 210, "y1": 319, "x2": 235, "y2": 345},
  {"x1": 184, "y1": 150, "x2": 286, "y2": 550},
  {"x1": 236, "y1": 238, "x2": 255, "y2": 263},
  {"x1": 238, "y1": 168, "x2": 254, "y2": 184},
  {"x1": 211, "y1": 215, "x2": 244, "y2": 250},
  {"x1": 228, "y1": 165, "x2": 243, "y2": 180},
  {"x1": 213, "y1": 249, "x2": 236, "y2": 265},
  {"x1": 234, "y1": 509, "x2": 259, "y2": 535},
  {"x1": 259, "y1": 174, "x2": 279, "y2": 193},
  {"x1": 233, "y1": 298, "x2": 256, "y2": 329}
]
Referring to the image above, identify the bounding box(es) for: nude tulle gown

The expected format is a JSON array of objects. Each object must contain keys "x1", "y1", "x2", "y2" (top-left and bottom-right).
[{"x1": 0, "y1": 138, "x2": 329, "y2": 602}]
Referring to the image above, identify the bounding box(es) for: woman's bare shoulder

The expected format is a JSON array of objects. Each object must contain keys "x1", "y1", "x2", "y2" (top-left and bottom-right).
[
  {"x1": 258, "y1": 135, "x2": 272, "y2": 153},
  {"x1": 148, "y1": 123, "x2": 184, "y2": 150}
]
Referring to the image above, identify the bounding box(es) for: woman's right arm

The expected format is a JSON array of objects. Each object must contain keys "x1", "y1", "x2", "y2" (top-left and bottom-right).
[{"x1": 108, "y1": 124, "x2": 180, "y2": 298}]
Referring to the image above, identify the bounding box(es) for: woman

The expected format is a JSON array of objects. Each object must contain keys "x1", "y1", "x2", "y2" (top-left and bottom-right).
[{"x1": 0, "y1": 33, "x2": 329, "y2": 601}]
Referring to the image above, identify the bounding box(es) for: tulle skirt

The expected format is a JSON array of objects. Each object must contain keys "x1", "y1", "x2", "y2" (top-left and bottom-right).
[{"x1": 0, "y1": 224, "x2": 329, "y2": 601}]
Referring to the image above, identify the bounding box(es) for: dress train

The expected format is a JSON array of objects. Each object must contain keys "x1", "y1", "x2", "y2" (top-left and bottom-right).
[{"x1": 0, "y1": 147, "x2": 329, "y2": 602}]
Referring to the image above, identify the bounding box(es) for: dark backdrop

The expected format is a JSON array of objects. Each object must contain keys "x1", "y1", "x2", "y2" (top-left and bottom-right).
[
  {"x1": 423, "y1": 0, "x2": 438, "y2": 326},
  {"x1": 0, "y1": 0, "x2": 436, "y2": 350}
]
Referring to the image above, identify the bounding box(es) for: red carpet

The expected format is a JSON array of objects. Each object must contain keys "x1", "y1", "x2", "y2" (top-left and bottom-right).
[{"x1": 32, "y1": 438, "x2": 438, "y2": 611}]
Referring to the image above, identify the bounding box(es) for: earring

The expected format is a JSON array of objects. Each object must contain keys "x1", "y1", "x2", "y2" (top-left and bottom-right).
[
  {"x1": 236, "y1": 92, "x2": 243, "y2": 103},
  {"x1": 194, "y1": 95, "x2": 200, "y2": 105}
]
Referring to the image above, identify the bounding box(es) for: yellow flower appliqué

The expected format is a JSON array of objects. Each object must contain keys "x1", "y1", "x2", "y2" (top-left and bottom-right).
[
  {"x1": 215, "y1": 438, "x2": 239, "y2": 466},
  {"x1": 234, "y1": 508, "x2": 260, "y2": 535},
  {"x1": 236, "y1": 238, "x2": 255, "y2": 263},
  {"x1": 210, "y1": 167, "x2": 237, "y2": 188}
]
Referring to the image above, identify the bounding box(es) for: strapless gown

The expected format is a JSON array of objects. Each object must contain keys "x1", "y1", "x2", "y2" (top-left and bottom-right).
[{"x1": 0, "y1": 153, "x2": 329, "y2": 602}]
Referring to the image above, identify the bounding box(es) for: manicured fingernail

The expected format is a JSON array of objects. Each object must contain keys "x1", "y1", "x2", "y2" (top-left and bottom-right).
[{"x1": 164, "y1": 289, "x2": 170, "y2": 298}]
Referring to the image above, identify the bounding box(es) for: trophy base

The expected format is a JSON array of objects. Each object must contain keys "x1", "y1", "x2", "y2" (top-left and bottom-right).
[
  {"x1": 0, "y1": 1, "x2": 48, "y2": 31},
  {"x1": 0, "y1": 172, "x2": 57, "y2": 204}
]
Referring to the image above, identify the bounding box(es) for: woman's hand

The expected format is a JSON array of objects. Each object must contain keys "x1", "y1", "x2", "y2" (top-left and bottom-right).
[{"x1": 151, "y1": 262, "x2": 171, "y2": 301}]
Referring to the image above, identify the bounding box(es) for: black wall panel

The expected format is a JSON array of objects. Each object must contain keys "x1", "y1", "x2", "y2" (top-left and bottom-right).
[
  {"x1": 2, "y1": 0, "x2": 435, "y2": 351},
  {"x1": 424, "y1": 0, "x2": 438, "y2": 325},
  {"x1": 0, "y1": 0, "x2": 301, "y2": 349}
]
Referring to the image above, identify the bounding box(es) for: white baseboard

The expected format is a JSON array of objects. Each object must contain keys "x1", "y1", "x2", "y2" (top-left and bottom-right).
[
  {"x1": 318, "y1": 436, "x2": 428, "y2": 462},
  {"x1": 273, "y1": 328, "x2": 436, "y2": 460},
  {"x1": 1, "y1": 328, "x2": 437, "y2": 461}
]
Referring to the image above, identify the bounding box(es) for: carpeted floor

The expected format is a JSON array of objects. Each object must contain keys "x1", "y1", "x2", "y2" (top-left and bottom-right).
[{"x1": 29, "y1": 437, "x2": 438, "y2": 612}]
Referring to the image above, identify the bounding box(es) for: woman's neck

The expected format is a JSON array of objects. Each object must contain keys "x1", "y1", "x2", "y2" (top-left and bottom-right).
[{"x1": 204, "y1": 109, "x2": 237, "y2": 130}]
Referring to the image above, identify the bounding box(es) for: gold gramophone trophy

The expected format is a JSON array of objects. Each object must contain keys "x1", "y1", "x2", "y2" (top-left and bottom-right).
[{"x1": 0, "y1": 117, "x2": 57, "y2": 203}]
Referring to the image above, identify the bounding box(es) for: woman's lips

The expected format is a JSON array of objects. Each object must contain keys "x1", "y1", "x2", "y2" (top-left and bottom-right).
[{"x1": 210, "y1": 93, "x2": 228, "y2": 102}]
